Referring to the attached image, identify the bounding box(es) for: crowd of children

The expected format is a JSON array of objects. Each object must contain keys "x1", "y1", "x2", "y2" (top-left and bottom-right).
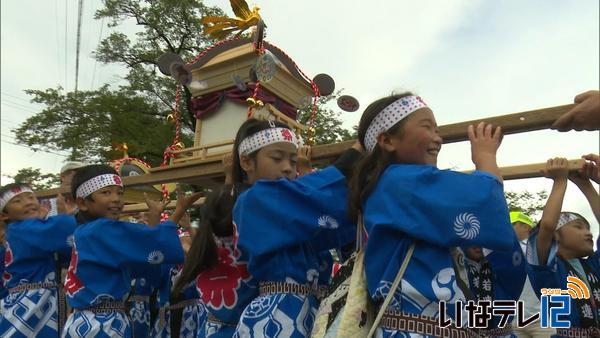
[{"x1": 0, "y1": 91, "x2": 598, "y2": 338}]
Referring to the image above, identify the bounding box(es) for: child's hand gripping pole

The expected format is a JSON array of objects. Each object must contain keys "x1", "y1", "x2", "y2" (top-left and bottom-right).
[
  {"x1": 537, "y1": 157, "x2": 570, "y2": 265},
  {"x1": 468, "y1": 121, "x2": 503, "y2": 182},
  {"x1": 169, "y1": 187, "x2": 203, "y2": 225},
  {"x1": 570, "y1": 154, "x2": 600, "y2": 224},
  {"x1": 297, "y1": 145, "x2": 312, "y2": 176},
  {"x1": 580, "y1": 154, "x2": 600, "y2": 184},
  {"x1": 144, "y1": 193, "x2": 169, "y2": 227},
  {"x1": 222, "y1": 152, "x2": 234, "y2": 185}
]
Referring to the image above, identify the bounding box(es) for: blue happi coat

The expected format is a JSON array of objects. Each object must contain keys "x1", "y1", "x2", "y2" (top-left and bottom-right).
[
  {"x1": 233, "y1": 166, "x2": 356, "y2": 337},
  {"x1": 152, "y1": 264, "x2": 205, "y2": 338},
  {"x1": 526, "y1": 229, "x2": 600, "y2": 330},
  {"x1": 62, "y1": 218, "x2": 184, "y2": 338},
  {"x1": 196, "y1": 234, "x2": 257, "y2": 337},
  {"x1": 0, "y1": 245, "x2": 7, "y2": 301},
  {"x1": 0, "y1": 215, "x2": 77, "y2": 338},
  {"x1": 363, "y1": 165, "x2": 514, "y2": 337},
  {"x1": 461, "y1": 236, "x2": 526, "y2": 333},
  {"x1": 129, "y1": 269, "x2": 163, "y2": 338}
]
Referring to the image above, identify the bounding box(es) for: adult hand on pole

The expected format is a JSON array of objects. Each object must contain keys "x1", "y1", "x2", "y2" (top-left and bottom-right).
[{"x1": 552, "y1": 90, "x2": 600, "y2": 131}]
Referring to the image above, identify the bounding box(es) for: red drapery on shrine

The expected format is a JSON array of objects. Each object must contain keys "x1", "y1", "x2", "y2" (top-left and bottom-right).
[{"x1": 189, "y1": 84, "x2": 298, "y2": 120}]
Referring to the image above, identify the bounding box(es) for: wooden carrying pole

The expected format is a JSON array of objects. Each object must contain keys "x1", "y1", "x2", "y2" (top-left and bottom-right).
[
  {"x1": 310, "y1": 103, "x2": 576, "y2": 161},
  {"x1": 34, "y1": 103, "x2": 576, "y2": 198},
  {"x1": 463, "y1": 158, "x2": 585, "y2": 180},
  {"x1": 121, "y1": 198, "x2": 206, "y2": 215},
  {"x1": 116, "y1": 159, "x2": 586, "y2": 213}
]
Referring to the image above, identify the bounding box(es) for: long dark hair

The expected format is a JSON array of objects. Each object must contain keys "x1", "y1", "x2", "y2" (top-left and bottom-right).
[
  {"x1": 348, "y1": 92, "x2": 414, "y2": 221},
  {"x1": 172, "y1": 118, "x2": 290, "y2": 296}
]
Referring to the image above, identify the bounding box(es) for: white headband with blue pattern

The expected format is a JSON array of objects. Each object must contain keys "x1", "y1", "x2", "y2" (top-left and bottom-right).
[{"x1": 364, "y1": 95, "x2": 428, "y2": 152}]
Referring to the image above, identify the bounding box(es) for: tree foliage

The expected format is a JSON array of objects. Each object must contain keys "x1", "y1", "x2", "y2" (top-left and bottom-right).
[
  {"x1": 13, "y1": 86, "x2": 188, "y2": 165},
  {"x1": 13, "y1": 0, "x2": 223, "y2": 164},
  {"x1": 7, "y1": 167, "x2": 61, "y2": 190},
  {"x1": 12, "y1": 0, "x2": 354, "y2": 176},
  {"x1": 505, "y1": 189, "x2": 548, "y2": 221},
  {"x1": 297, "y1": 91, "x2": 356, "y2": 145},
  {"x1": 94, "y1": 0, "x2": 224, "y2": 131}
]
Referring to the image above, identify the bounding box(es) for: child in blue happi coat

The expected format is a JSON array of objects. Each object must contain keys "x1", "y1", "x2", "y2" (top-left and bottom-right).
[
  {"x1": 151, "y1": 263, "x2": 205, "y2": 338},
  {"x1": 526, "y1": 156, "x2": 600, "y2": 337},
  {"x1": 152, "y1": 223, "x2": 205, "y2": 338},
  {"x1": 60, "y1": 164, "x2": 201, "y2": 338},
  {"x1": 0, "y1": 222, "x2": 7, "y2": 313},
  {"x1": 0, "y1": 183, "x2": 77, "y2": 337},
  {"x1": 169, "y1": 216, "x2": 207, "y2": 338},
  {"x1": 230, "y1": 122, "x2": 362, "y2": 337},
  {"x1": 130, "y1": 212, "x2": 205, "y2": 338},
  {"x1": 458, "y1": 243, "x2": 526, "y2": 337},
  {"x1": 347, "y1": 93, "x2": 516, "y2": 337},
  {"x1": 173, "y1": 119, "x2": 297, "y2": 337},
  {"x1": 510, "y1": 210, "x2": 558, "y2": 337},
  {"x1": 128, "y1": 276, "x2": 154, "y2": 338},
  {"x1": 126, "y1": 211, "x2": 160, "y2": 338},
  {"x1": 174, "y1": 118, "x2": 362, "y2": 338}
]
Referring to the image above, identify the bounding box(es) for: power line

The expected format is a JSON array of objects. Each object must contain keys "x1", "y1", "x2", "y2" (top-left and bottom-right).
[
  {"x1": 0, "y1": 92, "x2": 43, "y2": 106},
  {"x1": 55, "y1": 0, "x2": 61, "y2": 86},
  {"x1": 75, "y1": 0, "x2": 84, "y2": 91},
  {"x1": 91, "y1": 16, "x2": 105, "y2": 90},
  {"x1": 2, "y1": 141, "x2": 70, "y2": 158},
  {"x1": 1, "y1": 102, "x2": 39, "y2": 115},
  {"x1": 1, "y1": 119, "x2": 20, "y2": 126},
  {"x1": 64, "y1": 0, "x2": 68, "y2": 90},
  {"x1": 1, "y1": 99, "x2": 39, "y2": 112},
  {"x1": 0, "y1": 137, "x2": 69, "y2": 158},
  {"x1": 0, "y1": 98, "x2": 38, "y2": 109},
  {"x1": 0, "y1": 91, "x2": 29, "y2": 100}
]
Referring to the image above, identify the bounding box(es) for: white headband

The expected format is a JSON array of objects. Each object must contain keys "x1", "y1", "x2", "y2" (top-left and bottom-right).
[
  {"x1": 556, "y1": 212, "x2": 586, "y2": 231},
  {"x1": 364, "y1": 95, "x2": 428, "y2": 152},
  {"x1": 238, "y1": 126, "x2": 298, "y2": 157},
  {"x1": 76, "y1": 174, "x2": 123, "y2": 199},
  {"x1": 0, "y1": 186, "x2": 34, "y2": 211}
]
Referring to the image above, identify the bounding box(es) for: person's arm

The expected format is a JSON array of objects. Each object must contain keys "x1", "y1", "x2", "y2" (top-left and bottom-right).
[
  {"x1": 87, "y1": 218, "x2": 184, "y2": 269},
  {"x1": 169, "y1": 188, "x2": 203, "y2": 225},
  {"x1": 537, "y1": 158, "x2": 569, "y2": 266},
  {"x1": 552, "y1": 90, "x2": 600, "y2": 131},
  {"x1": 177, "y1": 211, "x2": 193, "y2": 256},
  {"x1": 178, "y1": 211, "x2": 192, "y2": 233},
  {"x1": 332, "y1": 140, "x2": 364, "y2": 179},
  {"x1": 582, "y1": 153, "x2": 600, "y2": 184},
  {"x1": 56, "y1": 193, "x2": 77, "y2": 215},
  {"x1": 569, "y1": 157, "x2": 600, "y2": 224},
  {"x1": 234, "y1": 166, "x2": 356, "y2": 256},
  {"x1": 38, "y1": 206, "x2": 49, "y2": 220},
  {"x1": 222, "y1": 152, "x2": 233, "y2": 185},
  {"x1": 9, "y1": 215, "x2": 77, "y2": 256},
  {"x1": 367, "y1": 166, "x2": 514, "y2": 251},
  {"x1": 296, "y1": 145, "x2": 313, "y2": 176},
  {"x1": 144, "y1": 193, "x2": 168, "y2": 227},
  {"x1": 484, "y1": 236, "x2": 527, "y2": 301},
  {"x1": 468, "y1": 122, "x2": 503, "y2": 183}
]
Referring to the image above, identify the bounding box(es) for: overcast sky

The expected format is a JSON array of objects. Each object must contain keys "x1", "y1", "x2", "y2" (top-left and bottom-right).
[{"x1": 1, "y1": 0, "x2": 599, "y2": 234}]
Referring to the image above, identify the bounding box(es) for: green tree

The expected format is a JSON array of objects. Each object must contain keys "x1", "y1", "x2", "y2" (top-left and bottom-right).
[
  {"x1": 297, "y1": 91, "x2": 355, "y2": 145},
  {"x1": 7, "y1": 167, "x2": 61, "y2": 190},
  {"x1": 12, "y1": 0, "x2": 223, "y2": 164},
  {"x1": 13, "y1": 0, "x2": 354, "y2": 168},
  {"x1": 505, "y1": 190, "x2": 548, "y2": 221},
  {"x1": 94, "y1": 0, "x2": 224, "y2": 131},
  {"x1": 13, "y1": 86, "x2": 187, "y2": 165}
]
